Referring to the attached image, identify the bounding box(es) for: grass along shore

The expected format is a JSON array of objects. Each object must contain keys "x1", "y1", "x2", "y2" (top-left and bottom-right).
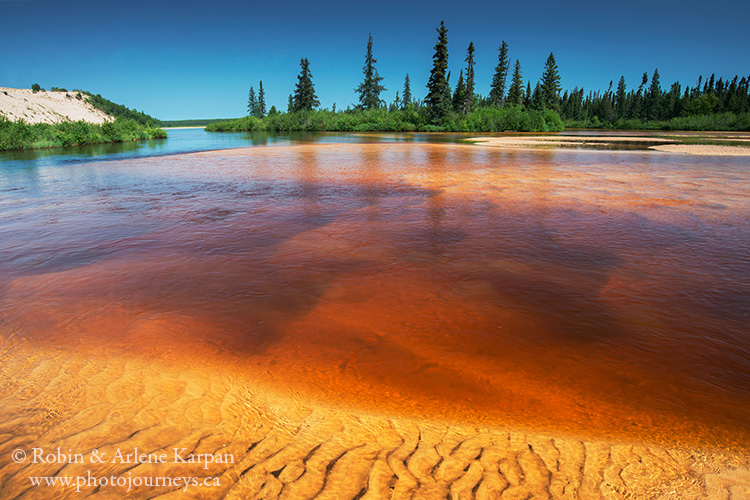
[{"x1": 0, "y1": 116, "x2": 167, "y2": 151}]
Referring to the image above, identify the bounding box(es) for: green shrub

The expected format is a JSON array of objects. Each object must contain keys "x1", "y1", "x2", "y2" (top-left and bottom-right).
[
  {"x1": 0, "y1": 116, "x2": 168, "y2": 151},
  {"x1": 206, "y1": 105, "x2": 563, "y2": 133}
]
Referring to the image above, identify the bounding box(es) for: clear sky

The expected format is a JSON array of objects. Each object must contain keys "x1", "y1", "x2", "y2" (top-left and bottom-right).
[{"x1": 2, "y1": 0, "x2": 749, "y2": 120}]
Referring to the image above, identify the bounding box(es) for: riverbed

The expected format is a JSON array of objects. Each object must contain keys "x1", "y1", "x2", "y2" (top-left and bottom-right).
[{"x1": 1, "y1": 129, "x2": 748, "y2": 498}]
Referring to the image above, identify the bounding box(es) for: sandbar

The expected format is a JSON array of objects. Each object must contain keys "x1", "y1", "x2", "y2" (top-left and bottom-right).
[
  {"x1": 650, "y1": 144, "x2": 750, "y2": 156},
  {"x1": 469, "y1": 135, "x2": 750, "y2": 156}
]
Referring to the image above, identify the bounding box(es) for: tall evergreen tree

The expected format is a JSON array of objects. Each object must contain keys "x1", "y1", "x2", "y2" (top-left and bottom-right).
[
  {"x1": 540, "y1": 52, "x2": 562, "y2": 110},
  {"x1": 425, "y1": 21, "x2": 452, "y2": 122},
  {"x1": 632, "y1": 72, "x2": 648, "y2": 119},
  {"x1": 391, "y1": 91, "x2": 401, "y2": 112},
  {"x1": 287, "y1": 94, "x2": 294, "y2": 113},
  {"x1": 402, "y1": 74, "x2": 412, "y2": 108},
  {"x1": 452, "y1": 70, "x2": 466, "y2": 112},
  {"x1": 530, "y1": 82, "x2": 544, "y2": 110},
  {"x1": 525, "y1": 82, "x2": 532, "y2": 107},
  {"x1": 507, "y1": 59, "x2": 524, "y2": 106},
  {"x1": 293, "y1": 57, "x2": 319, "y2": 111},
  {"x1": 601, "y1": 80, "x2": 615, "y2": 122},
  {"x1": 645, "y1": 68, "x2": 662, "y2": 120},
  {"x1": 665, "y1": 81, "x2": 681, "y2": 117},
  {"x1": 247, "y1": 86, "x2": 257, "y2": 116},
  {"x1": 463, "y1": 42, "x2": 476, "y2": 114},
  {"x1": 257, "y1": 81, "x2": 266, "y2": 118},
  {"x1": 355, "y1": 33, "x2": 386, "y2": 109},
  {"x1": 489, "y1": 41, "x2": 510, "y2": 105},
  {"x1": 694, "y1": 75, "x2": 703, "y2": 99},
  {"x1": 707, "y1": 73, "x2": 715, "y2": 94},
  {"x1": 615, "y1": 76, "x2": 626, "y2": 118}
]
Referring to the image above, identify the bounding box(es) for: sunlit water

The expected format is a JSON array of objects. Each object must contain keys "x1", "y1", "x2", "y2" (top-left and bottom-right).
[{"x1": 1, "y1": 130, "x2": 749, "y2": 449}]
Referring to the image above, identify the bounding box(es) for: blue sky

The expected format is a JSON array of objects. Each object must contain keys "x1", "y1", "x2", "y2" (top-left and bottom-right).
[{"x1": 2, "y1": 0, "x2": 749, "y2": 120}]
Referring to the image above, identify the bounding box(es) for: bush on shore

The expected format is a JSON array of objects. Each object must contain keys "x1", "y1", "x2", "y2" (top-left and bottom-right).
[{"x1": 0, "y1": 117, "x2": 167, "y2": 151}]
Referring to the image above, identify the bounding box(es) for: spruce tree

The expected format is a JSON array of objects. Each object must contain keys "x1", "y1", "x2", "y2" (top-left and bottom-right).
[
  {"x1": 402, "y1": 74, "x2": 412, "y2": 108},
  {"x1": 247, "y1": 86, "x2": 257, "y2": 116},
  {"x1": 707, "y1": 74, "x2": 715, "y2": 94},
  {"x1": 453, "y1": 70, "x2": 466, "y2": 112},
  {"x1": 727, "y1": 76, "x2": 740, "y2": 112},
  {"x1": 530, "y1": 82, "x2": 544, "y2": 110},
  {"x1": 646, "y1": 68, "x2": 662, "y2": 120},
  {"x1": 293, "y1": 58, "x2": 319, "y2": 111},
  {"x1": 507, "y1": 59, "x2": 524, "y2": 106},
  {"x1": 463, "y1": 42, "x2": 475, "y2": 114},
  {"x1": 355, "y1": 33, "x2": 386, "y2": 109},
  {"x1": 615, "y1": 76, "x2": 626, "y2": 119},
  {"x1": 665, "y1": 81, "x2": 681, "y2": 117},
  {"x1": 525, "y1": 82, "x2": 532, "y2": 107},
  {"x1": 257, "y1": 81, "x2": 266, "y2": 118},
  {"x1": 425, "y1": 20, "x2": 452, "y2": 122},
  {"x1": 540, "y1": 52, "x2": 562, "y2": 110},
  {"x1": 601, "y1": 81, "x2": 615, "y2": 122},
  {"x1": 489, "y1": 41, "x2": 510, "y2": 105},
  {"x1": 633, "y1": 72, "x2": 648, "y2": 119},
  {"x1": 287, "y1": 94, "x2": 294, "y2": 113}
]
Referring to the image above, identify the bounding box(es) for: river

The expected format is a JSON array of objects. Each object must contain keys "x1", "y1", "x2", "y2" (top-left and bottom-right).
[{"x1": 1, "y1": 128, "x2": 748, "y2": 449}]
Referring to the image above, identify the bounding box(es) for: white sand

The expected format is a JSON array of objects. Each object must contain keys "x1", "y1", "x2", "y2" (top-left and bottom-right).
[
  {"x1": 650, "y1": 144, "x2": 750, "y2": 156},
  {"x1": 469, "y1": 136, "x2": 673, "y2": 148},
  {"x1": 470, "y1": 135, "x2": 750, "y2": 156},
  {"x1": 0, "y1": 87, "x2": 113, "y2": 124}
]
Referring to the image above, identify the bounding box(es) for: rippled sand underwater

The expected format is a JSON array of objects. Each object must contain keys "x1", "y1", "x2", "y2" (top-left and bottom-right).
[{"x1": 1, "y1": 142, "x2": 749, "y2": 498}]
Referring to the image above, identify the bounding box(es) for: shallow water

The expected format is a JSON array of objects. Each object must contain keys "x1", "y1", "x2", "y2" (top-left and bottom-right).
[{"x1": 1, "y1": 132, "x2": 749, "y2": 449}]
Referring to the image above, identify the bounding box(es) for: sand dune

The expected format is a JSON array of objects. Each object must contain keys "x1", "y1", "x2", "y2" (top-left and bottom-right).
[
  {"x1": 1, "y1": 336, "x2": 747, "y2": 499},
  {"x1": 0, "y1": 87, "x2": 112, "y2": 124}
]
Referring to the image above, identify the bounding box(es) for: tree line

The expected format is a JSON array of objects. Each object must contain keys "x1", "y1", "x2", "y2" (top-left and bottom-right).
[
  {"x1": 213, "y1": 20, "x2": 748, "y2": 133},
  {"x1": 561, "y1": 71, "x2": 750, "y2": 129},
  {"x1": 253, "y1": 22, "x2": 562, "y2": 121},
  {"x1": 212, "y1": 21, "x2": 563, "y2": 133}
]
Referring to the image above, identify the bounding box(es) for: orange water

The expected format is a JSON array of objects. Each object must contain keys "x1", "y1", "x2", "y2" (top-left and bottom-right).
[{"x1": 1, "y1": 142, "x2": 748, "y2": 449}]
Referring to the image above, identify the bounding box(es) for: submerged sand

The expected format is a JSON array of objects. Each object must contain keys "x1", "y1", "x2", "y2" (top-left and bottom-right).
[
  {"x1": 3, "y1": 143, "x2": 750, "y2": 498},
  {"x1": 0, "y1": 87, "x2": 112, "y2": 124},
  {"x1": 1, "y1": 337, "x2": 748, "y2": 499}
]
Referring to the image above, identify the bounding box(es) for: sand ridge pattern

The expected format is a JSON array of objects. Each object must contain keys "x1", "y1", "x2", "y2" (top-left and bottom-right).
[{"x1": 1, "y1": 337, "x2": 748, "y2": 500}]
